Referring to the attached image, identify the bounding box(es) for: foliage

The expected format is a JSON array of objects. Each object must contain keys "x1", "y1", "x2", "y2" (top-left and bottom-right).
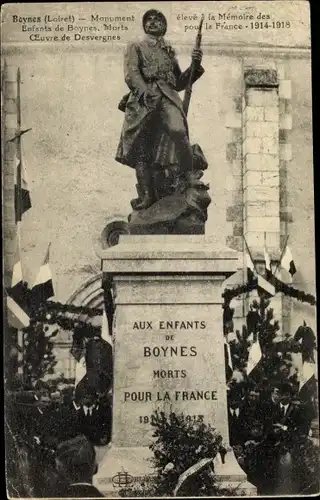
[
  {"x1": 149, "y1": 410, "x2": 225, "y2": 496},
  {"x1": 222, "y1": 276, "x2": 316, "y2": 306},
  {"x1": 226, "y1": 296, "x2": 303, "y2": 397},
  {"x1": 22, "y1": 321, "x2": 58, "y2": 387},
  {"x1": 119, "y1": 410, "x2": 245, "y2": 497}
]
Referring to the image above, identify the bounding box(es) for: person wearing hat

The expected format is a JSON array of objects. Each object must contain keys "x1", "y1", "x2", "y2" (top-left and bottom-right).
[
  {"x1": 116, "y1": 9, "x2": 204, "y2": 210},
  {"x1": 54, "y1": 435, "x2": 104, "y2": 497}
]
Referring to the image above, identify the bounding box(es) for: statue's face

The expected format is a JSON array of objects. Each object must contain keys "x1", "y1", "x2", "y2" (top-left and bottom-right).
[{"x1": 144, "y1": 14, "x2": 165, "y2": 37}]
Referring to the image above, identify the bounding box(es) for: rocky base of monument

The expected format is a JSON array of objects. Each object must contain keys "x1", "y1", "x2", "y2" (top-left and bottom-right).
[
  {"x1": 128, "y1": 184, "x2": 211, "y2": 235},
  {"x1": 128, "y1": 144, "x2": 211, "y2": 235}
]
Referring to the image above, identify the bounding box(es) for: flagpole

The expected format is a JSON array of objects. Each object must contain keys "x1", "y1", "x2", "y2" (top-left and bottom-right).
[
  {"x1": 243, "y1": 236, "x2": 256, "y2": 272},
  {"x1": 274, "y1": 234, "x2": 289, "y2": 276}
]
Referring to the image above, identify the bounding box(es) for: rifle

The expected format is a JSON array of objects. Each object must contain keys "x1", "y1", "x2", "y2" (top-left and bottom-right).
[{"x1": 182, "y1": 14, "x2": 204, "y2": 116}]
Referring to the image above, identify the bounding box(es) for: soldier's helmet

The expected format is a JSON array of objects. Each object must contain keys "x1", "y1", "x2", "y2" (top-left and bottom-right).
[{"x1": 142, "y1": 9, "x2": 167, "y2": 35}]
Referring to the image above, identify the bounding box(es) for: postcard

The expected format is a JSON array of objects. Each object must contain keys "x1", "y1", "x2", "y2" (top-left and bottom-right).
[{"x1": 2, "y1": 1, "x2": 318, "y2": 498}]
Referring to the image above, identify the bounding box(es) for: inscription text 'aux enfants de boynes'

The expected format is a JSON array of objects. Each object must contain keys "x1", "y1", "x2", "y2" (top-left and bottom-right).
[{"x1": 123, "y1": 320, "x2": 218, "y2": 409}]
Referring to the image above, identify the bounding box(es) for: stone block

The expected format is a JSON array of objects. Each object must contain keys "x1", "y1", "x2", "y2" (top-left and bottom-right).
[
  {"x1": 232, "y1": 128, "x2": 243, "y2": 143},
  {"x1": 279, "y1": 129, "x2": 291, "y2": 143},
  {"x1": 261, "y1": 137, "x2": 279, "y2": 155},
  {"x1": 243, "y1": 137, "x2": 261, "y2": 156},
  {"x1": 262, "y1": 172, "x2": 279, "y2": 187},
  {"x1": 279, "y1": 100, "x2": 286, "y2": 115},
  {"x1": 266, "y1": 231, "x2": 280, "y2": 248},
  {"x1": 262, "y1": 122, "x2": 279, "y2": 138},
  {"x1": 226, "y1": 235, "x2": 243, "y2": 251},
  {"x1": 245, "y1": 202, "x2": 266, "y2": 218},
  {"x1": 226, "y1": 204, "x2": 243, "y2": 222},
  {"x1": 225, "y1": 112, "x2": 241, "y2": 129},
  {"x1": 226, "y1": 142, "x2": 238, "y2": 162},
  {"x1": 265, "y1": 201, "x2": 279, "y2": 216},
  {"x1": 244, "y1": 185, "x2": 279, "y2": 203},
  {"x1": 243, "y1": 170, "x2": 262, "y2": 188},
  {"x1": 243, "y1": 231, "x2": 265, "y2": 248},
  {"x1": 264, "y1": 107, "x2": 279, "y2": 122},
  {"x1": 3, "y1": 98, "x2": 17, "y2": 113},
  {"x1": 280, "y1": 143, "x2": 292, "y2": 161},
  {"x1": 245, "y1": 216, "x2": 280, "y2": 233},
  {"x1": 5, "y1": 81, "x2": 18, "y2": 97},
  {"x1": 246, "y1": 121, "x2": 278, "y2": 139},
  {"x1": 279, "y1": 80, "x2": 292, "y2": 99},
  {"x1": 246, "y1": 88, "x2": 278, "y2": 107},
  {"x1": 280, "y1": 208, "x2": 293, "y2": 223},
  {"x1": 233, "y1": 222, "x2": 244, "y2": 236},
  {"x1": 280, "y1": 113, "x2": 293, "y2": 130},
  {"x1": 4, "y1": 114, "x2": 17, "y2": 129},
  {"x1": 245, "y1": 153, "x2": 278, "y2": 172},
  {"x1": 244, "y1": 106, "x2": 264, "y2": 122}
]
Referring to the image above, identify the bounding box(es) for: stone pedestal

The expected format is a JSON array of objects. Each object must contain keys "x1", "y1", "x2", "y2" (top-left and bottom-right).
[{"x1": 95, "y1": 236, "x2": 256, "y2": 496}]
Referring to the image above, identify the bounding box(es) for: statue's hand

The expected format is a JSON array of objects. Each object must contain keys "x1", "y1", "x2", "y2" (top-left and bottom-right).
[
  {"x1": 192, "y1": 48, "x2": 203, "y2": 66},
  {"x1": 143, "y1": 89, "x2": 161, "y2": 110}
]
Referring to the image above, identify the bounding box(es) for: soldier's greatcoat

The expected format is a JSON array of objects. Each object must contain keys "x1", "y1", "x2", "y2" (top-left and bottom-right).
[{"x1": 115, "y1": 35, "x2": 204, "y2": 169}]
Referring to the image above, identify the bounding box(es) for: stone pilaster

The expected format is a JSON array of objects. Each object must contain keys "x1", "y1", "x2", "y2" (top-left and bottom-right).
[
  {"x1": 242, "y1": 64, "x2": 283, "y2": 333},
  {"x1": 243, "y1": 65, "x2": 280, "y2": 252}
]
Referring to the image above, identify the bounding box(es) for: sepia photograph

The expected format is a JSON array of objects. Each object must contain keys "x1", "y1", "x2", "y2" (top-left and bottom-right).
[{"x1": 1, "y1": 1, "x2": 319, "y2": 497}]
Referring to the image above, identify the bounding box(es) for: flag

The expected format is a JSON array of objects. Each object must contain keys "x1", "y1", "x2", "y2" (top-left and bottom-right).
[
  {"x1": 281, "y1": 245, "x2": 296, "y2": 276},
  {"x1": 7, "y1": 295, "x2": 30, "y2": 329},
  {"x1": 246, "y1": 251, "x2": 256, "y2": 281},
  {"x1": 32, "y1": 243, "x2": 54, "y2": 304},
  {"x1": 246, "y1": 251, "x2": 255, "y2": 272},
  {"x1": 264, "y1": 244, "x2": 271, "y2": 271},
  {"x1": 74, "y1": 355, "x2": 86, "y2": 388},
  {"x1": 14, "y1": 145, "x2": 31, "y2": 223},
  {"x1": 9, "y1": 239, "x2": 29, "y2": 309},
  {"x1": 257, "y1": 274, "x2": 275, "y2": 296},
  {"x1": 11, "y1": 240, "x2": 23, "y2": 290},
  {"x1": 299, "y1": 361, "x2": 316, "y2": 392},
  {"x1": 247, "y1": 339, "x2": 262, "y2": 375}
]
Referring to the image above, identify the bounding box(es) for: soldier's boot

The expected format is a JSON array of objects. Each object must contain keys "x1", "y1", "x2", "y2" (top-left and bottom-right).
[{"x1": 134, "y1": 163, "x2": 155, "y2": 210}]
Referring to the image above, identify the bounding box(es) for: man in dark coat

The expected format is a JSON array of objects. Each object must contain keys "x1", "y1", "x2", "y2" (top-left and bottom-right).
[
  {"x1": 259, "y1": 383, "x2": 311, "y2": 494},
  {"x1": 116, "y1": 9, "x2": 204, "y2": 209},
  {"x1": 55, "y1": 435, "x2": 104, "y2": 497},
  {"x1": 238, "y1": 387, "x2": 263, "y2": 444},
  {"x1": 227, "y1": 391, "x2": 245, "y2": 447},
  {"x1": 73, "y1": 380, "x2": 112, "y2": 446}
]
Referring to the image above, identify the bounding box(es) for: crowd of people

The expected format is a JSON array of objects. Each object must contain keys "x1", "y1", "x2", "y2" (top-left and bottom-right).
[
  {"x1": 6, "y1": 370, "x2": 318, "y2": 497},
  {"x1": 6, "y1": 377, "x2": 112, "y2": 497},
  {"x1": 227, "y1": 381, "x2": 318, "y2": 494}
]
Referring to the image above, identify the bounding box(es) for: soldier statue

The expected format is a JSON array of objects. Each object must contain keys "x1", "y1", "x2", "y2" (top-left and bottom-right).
[{"x1": 115, "y1": 9, "x2": 205, "y2": 211}]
